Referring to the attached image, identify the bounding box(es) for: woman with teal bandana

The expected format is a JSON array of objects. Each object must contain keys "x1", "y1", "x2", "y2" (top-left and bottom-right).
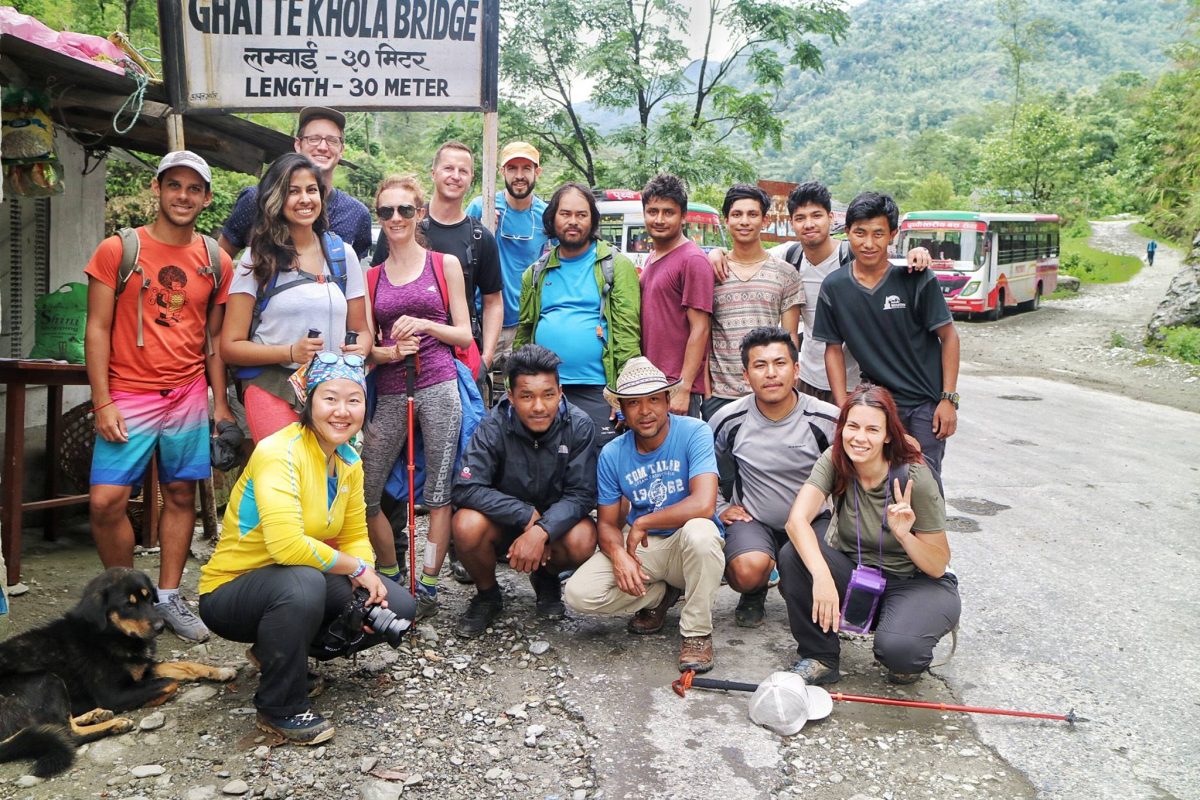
[{"x1": 199, "y1": 355, "x2": 415, "y2": 746}]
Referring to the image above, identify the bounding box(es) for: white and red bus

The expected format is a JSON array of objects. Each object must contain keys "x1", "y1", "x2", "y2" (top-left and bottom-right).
[
  {"x1": 898, "y1": 211, "x2": 1059, "y2": 320},
  {"x1": 594, "y1": 189, "x2": 727, "y2": 270}
]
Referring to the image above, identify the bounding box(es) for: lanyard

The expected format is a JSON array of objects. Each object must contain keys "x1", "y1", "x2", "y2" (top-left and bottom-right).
[{"x1": 852, "y1": 477, "x2": 889, "y2": 568}]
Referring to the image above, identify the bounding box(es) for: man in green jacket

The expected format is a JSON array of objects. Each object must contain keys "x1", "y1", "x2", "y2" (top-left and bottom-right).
[{"x1": 514, "y1": 182, "x2": 641, "y2": 448}]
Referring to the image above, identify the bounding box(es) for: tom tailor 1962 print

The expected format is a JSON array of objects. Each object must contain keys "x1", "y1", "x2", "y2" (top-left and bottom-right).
[{"x1": 157, "y1": 0, "x2": 499, "y2": 112}]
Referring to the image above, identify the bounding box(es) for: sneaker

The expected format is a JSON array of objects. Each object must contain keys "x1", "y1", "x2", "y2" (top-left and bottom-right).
[
  {"x1": 450, "y1": 558, "x2": 475, "y2": 585},
  {"x1": 887, "y1": 670, "x2": 922, "y2": 685},
  {"x1": 414, "y1": 592, "x2": 439, "y2": 622},
  {"x1": 455, "y1": 591, "x2": 504, "y2": 638},
  {"x1": 734, "y1": 587, "x2": 768, "y2": 628},
  {"x1": 530, "y1": 570, "x2": 565, "y2": 620},
  {"x1": 245, "y1": 648, "x2": 326, "y2": 698},
  {"x1": 767, "y1": 567, "x2": 780, "y2": 588},
  {"x1": 627, "y1": 585, "x2": 683, "y2": 635},
  {"x1": 679, "y1": 635, "x2": 715, "y2": 673},
  {"x1": 157, "y1": 594, "x2": 210, "y2": 642},
  {"x1": 255, "y1": 709, "x2": 334, "y2": 745},
  {"x1": 788, "y1": 657, "x2": 841, "y2": 686}
]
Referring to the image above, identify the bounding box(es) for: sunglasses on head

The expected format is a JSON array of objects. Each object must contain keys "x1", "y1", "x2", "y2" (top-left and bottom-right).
[
  {"x1": 313, "y1": 352, "x2": 366, "y2": 368},
  {"x1": 376, "y1": 204, "x2": 418, "y2": 221}
]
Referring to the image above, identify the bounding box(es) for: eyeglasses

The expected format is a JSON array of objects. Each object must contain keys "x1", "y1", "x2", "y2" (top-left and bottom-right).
[
  {"x1": 298, "y1": 134, "x2": 344, "y2": 148},
  {"x1": 376, "y1": 204, "x2": 418, "y2": 221},
  {"x1": 314, "y1": 352, "x2": 365, "y2": 368}
]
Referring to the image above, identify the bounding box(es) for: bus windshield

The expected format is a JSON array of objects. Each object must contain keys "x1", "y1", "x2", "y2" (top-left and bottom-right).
[{"x1": 902, "y1": 229, "x2": 986, "y2": 271}]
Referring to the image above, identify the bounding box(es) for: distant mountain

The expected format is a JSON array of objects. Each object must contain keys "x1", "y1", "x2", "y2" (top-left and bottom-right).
[{"x1": 760, "y1": 0, "x2": 1186, "y2": 182}]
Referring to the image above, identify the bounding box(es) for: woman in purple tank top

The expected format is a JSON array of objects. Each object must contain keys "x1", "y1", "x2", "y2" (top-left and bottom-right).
[{"x1": 360, "y1": 175, "x2": 471, "y2": 620}]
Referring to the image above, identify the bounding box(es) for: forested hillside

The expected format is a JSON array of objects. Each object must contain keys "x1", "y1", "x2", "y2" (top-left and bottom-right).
[{"x1": 767, "y1": 0, "x2": 1184, "y2": 186}]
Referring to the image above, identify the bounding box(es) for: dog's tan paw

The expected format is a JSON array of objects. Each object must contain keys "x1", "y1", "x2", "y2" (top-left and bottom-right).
[
  {"x1": 73, "y1": 708, "x2": 115, "y2": 725},
  {"x1": 213, "y1": 666, "x2": 238, "y2": 682},
  {"x1": 113, "y1": 717, "x2": 136, "y2": 734}
]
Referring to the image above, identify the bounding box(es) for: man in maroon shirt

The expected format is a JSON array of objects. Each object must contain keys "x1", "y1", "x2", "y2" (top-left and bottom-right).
[{"x1": 638, "y1": 174, "x2": 713, "y2": 418}]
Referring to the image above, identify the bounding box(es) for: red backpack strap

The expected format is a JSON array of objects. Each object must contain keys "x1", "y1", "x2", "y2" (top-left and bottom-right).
[
  {"x1": 366, "y1": 264, "x2": 382, "y2": 305},
  {"x1": 429, "y1": 251, "x2": 450, "y2": 314}
]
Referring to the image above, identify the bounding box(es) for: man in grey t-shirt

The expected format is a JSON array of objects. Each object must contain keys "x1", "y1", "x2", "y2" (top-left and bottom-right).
[{"x1": 708, "y1": 327, "x2": 838, "y2": 628}]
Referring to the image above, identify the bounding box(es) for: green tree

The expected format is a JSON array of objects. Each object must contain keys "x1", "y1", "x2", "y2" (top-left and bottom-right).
[
  {"x1": 995, "y1": 0, "x2": 1056, "y2": 126},
  {"x1": 980, "y1": 102, "x2": 1082, "y2": 207},
  {"x1": 908, "y1": 172, "x2": 958, "y2": 210}
]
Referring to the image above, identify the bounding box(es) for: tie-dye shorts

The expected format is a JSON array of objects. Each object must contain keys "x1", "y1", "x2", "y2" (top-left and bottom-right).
[{"x1": 91, "y1": 375, "x2": 210, "y2": 486}]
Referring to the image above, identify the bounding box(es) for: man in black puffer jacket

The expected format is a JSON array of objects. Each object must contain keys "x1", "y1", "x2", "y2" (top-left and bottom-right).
[{"x1": 451, "y1": 345, "x2": 599, "y2": 637}]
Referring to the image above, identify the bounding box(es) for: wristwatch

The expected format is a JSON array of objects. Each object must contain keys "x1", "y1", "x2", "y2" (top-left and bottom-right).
[{"x1": 940, "y1": 392, "x2": 960, "y2": 409}]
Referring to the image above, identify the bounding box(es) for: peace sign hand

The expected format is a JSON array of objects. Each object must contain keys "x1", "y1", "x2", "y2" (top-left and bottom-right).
[{"x1": 886, "y1": 478, "x2": 917, "y2": 538}]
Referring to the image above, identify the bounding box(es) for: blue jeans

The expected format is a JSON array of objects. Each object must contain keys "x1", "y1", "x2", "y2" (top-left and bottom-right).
[{"x1": 898, "y1": 400, "x2": 945, "y2": 490}]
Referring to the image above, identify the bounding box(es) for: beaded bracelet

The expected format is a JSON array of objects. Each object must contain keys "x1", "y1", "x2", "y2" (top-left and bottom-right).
[{"x1": 349, "y1": 558, "x2": 368, "y2": 579}]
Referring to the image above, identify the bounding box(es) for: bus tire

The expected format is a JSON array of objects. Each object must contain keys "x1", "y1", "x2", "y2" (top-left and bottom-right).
[
  {"x1": 986, "y1": 290, "x2": 1004, "y2": 322},
  {"x1": 1019, "y1": 284, "x2": 1042, "y2": 312}
]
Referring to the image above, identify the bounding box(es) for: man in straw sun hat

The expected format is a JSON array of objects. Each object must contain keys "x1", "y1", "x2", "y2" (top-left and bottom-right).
[{"x1": 563, "y1": 357, "x2": 725, "y2": 673}]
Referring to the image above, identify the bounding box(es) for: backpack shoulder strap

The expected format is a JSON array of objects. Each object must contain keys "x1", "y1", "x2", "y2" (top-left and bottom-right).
[
  {"x1": 321, "y1": 231, "x2": 348, "y2": 293},
  {"x1": 115, "y1": 227, "x2": 150, "y2": 346},
  {"x1": 529, "y1": 251, "x2": 552, "y2": 289},
  {"x1": 429, "y1": 251, "x2": 451, "y2": 314},
  {"x1": 366, "y1": 265, "x2": 382, "y2": 306},
  {"x1": 785, "y1": 242, "x2": 804, "y2": 269},
  {"x1": 198, "y1": 234, "x2": 222, "y2": 356},
  {"x1": 837, "y1": 240, "x2": 852, "y2": 269},
  {"x1": 599, "y1": 252, "x2": 615, "y2": 294}
]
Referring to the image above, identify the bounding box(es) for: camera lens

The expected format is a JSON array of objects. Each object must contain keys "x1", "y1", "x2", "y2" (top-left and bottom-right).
[{"x1": 364, "y1": 604, "x2": 410, "y2": 647}]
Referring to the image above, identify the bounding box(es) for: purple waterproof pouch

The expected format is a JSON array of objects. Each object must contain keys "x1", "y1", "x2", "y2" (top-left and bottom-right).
[{"x1": 839, "y1": 481, "x2": 888, "y2": 633}]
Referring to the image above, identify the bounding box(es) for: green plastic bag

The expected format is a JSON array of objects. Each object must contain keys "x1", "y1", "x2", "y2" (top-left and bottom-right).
[{"x1": 29, "y1": 282, "x2": 87, "y2": 363}]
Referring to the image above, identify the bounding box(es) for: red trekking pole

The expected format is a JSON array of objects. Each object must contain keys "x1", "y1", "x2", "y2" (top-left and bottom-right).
[{"x1": 405, "y1": 353, "x2": 418, "y2": 596}]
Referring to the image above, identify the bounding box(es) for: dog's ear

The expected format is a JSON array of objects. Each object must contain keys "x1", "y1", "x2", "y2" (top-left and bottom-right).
[{"x1": 67, "y1": 580, "x2": 110, "y2": 631}]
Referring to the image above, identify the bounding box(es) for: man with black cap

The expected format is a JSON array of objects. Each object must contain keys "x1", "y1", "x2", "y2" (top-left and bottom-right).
[
  {"x1": 563, "y1": 357, "x2": 725, "y2": 673},
  {"x1": 84, "y1": 150, "x2": 235, "y2": 642},
  {"x1": 218, "y1": 106, "x2": 372, "y2": 260},
  {"x1": 466, "y1": 141, "x2": 549, "y2": 361}
]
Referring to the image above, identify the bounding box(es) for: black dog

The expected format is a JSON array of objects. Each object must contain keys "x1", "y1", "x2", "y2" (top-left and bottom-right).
[{"x1": 0, "y1": 568, "x2": 236, "y2": 777}]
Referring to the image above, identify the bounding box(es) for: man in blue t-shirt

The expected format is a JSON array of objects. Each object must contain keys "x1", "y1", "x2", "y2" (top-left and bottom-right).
[
  {"x1": 513, "y1": 183, "x2": 641, "y2": 449},
  {"x1": 564, "y1": 358, "x2": 725, "y2": 673},
  {"x1": 466, "y1": 141, "x2": 549, "y2": 359},
  {"x1": 218, "y1": 107, "x2": 372, "y2": 260}
]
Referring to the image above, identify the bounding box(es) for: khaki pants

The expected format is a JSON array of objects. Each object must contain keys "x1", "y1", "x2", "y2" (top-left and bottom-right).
[{"x1": 564, "y1": 518, "x2": 724, "y2": 637}]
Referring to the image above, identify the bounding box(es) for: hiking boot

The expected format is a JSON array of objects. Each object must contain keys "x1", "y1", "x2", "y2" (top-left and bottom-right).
[
  {"x1": 734, "y1": 587, "x2": 768, "y2": 628},
  {"x1": 450, "y1": 558, "x2": 475, "y2": 585},
  {"x1": 789, "y1": 657, "x2": 841, "y2": 686},
  {"x1": 255, "y1": 709, "x2": 334, "y2": 745},
  {"x1": 455, "y1": 592, "x2": 503, "y2": 638},
  {"x1": 245, "y1": 648, "x2": 325, "y2": 698},
  {"x1": 530, "y1": 569, "x2": 565, "y2": 620},
  {"x1": 627, "y1": 585, "x2": 683, "y2": 635},
  {"x1": 679, "y1": 635, "x2": 715, "y2": 673},
  {"x1": 887, "y1": 670, "x2": 922, "y2": 685},
  {"x1": 414, "y1": 592, "x2": 439, "y2": 622},
  {"x1": 157, "y1": 594, "x2": 210, "y2": 643},
  {"x1": 767, "y1": 567, "x2": 780, "y2": 588}
]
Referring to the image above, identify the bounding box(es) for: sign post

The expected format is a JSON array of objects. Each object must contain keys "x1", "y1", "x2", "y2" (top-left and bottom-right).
[{"x1": 158, "y1": 0, "x2": 499, "y2": 114}]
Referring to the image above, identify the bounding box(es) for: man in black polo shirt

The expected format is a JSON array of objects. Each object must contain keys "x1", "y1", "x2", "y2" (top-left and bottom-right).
[{"x1": 812, "y1": 192, "x2": 960, "y2": 479}]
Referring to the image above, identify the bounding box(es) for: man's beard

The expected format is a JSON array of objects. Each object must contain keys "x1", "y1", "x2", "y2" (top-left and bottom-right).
[{"x1": 505, "y1": 178, "x2": 535, "y2": 200}]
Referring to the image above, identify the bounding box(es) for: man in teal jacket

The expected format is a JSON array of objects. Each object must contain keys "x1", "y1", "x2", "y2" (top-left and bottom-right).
[{"x1": 514, "y1": 182, "x2": 641, "y2": 448}]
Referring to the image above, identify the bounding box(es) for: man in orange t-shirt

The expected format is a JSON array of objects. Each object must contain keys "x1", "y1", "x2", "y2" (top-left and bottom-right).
[{"x1": 83, "y1": 151, "x2": 234, "y2": 642}]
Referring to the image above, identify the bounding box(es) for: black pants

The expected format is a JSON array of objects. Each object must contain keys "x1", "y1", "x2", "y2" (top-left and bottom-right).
[
  {"x1": 777, "y1": 537, "x2": 960, "y2": 673},
  {"x1": 199, "y1": 566, "x2": 415, "y2": 717}
]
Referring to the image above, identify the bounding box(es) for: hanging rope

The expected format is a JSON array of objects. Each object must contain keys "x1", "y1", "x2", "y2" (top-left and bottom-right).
[{"x1": 112, "y1": 61, "x2": 148, "y2": 135}]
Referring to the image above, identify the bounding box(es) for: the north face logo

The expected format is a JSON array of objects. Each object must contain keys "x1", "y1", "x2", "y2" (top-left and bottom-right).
[{"x1": 882, "y1": 295, "x2": 906, "y2": 311}]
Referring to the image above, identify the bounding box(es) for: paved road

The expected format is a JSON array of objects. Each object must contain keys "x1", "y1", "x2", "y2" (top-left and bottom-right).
[{"x1": 550, "y1": 367, "x2": 1199, "y2": 799}]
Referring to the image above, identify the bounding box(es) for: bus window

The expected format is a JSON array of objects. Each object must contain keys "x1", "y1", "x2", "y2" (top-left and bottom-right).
[
  {"x1": 627, "y1": 226, "x2": 652, "y2": 253},
  {"x1": 599, "y1": 215, "x2": 625, "y2": 250}
]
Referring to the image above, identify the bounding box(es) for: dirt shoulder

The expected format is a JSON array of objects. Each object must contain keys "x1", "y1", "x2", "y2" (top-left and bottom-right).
[{"x1": 957, "y1": 218, "x2": 1199, "y2": 414}]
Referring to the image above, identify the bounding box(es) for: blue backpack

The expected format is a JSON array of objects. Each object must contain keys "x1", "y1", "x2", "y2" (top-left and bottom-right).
[{"x1": 234, "y1": 231, "x2": 348, "y2": 380}]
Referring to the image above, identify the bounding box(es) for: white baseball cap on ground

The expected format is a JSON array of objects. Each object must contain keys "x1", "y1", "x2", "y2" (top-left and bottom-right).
[{"x1": 747, "y1": 671, "x2": 833, "y2": 735}]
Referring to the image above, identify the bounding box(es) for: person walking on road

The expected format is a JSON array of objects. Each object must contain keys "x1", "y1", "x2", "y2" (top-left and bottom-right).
[{"x1": 1146, "y1": 239, "x2": 1157, "y2": 266}]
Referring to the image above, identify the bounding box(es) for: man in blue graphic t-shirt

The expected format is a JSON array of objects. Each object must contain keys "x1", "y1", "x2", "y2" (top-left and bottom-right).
[{"x1": 564, "y1": 358, "x2": 725, "y2": 673}]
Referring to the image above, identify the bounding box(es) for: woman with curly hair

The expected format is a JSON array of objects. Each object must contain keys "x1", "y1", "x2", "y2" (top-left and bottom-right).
[{"x1": 221, "y1": 153, "x2": 370, "y2": 405}]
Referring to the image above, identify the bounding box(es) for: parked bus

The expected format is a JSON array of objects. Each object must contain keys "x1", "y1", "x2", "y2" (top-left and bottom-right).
[
  {"x1": 898, "y1": 211, "x2": 1060, "y2": 320},
  {"x1": 594, "y1": 189, "x2": 727, "y2": 270}
]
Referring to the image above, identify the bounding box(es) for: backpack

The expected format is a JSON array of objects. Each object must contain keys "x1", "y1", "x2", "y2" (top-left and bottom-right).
[
  {"x1": 785, "y1": 239, "x2": 852, "y2": 272},
  {"x1": 233, "y1": 231, "x2": 349, "y2": 380},
  {"x1": 365, "y1": 251, "x2": 483, "y2": 379},
  {"x1": 115, "y1": 227, "x2": 222, "y2": 353}
]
